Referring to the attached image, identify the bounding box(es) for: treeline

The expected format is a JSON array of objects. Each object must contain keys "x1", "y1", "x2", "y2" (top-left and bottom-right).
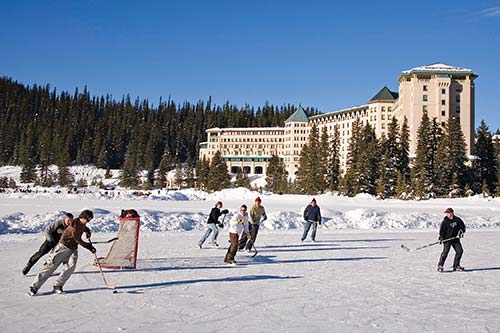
[
  {"x1": 0, "y1": 77, "x2": 317, "y2": 187},
  {"x1": 286, "y1": 114, "x2": 500, "y2": 198}
]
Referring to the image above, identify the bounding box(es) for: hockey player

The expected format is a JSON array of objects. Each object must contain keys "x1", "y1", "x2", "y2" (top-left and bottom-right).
[
  {"x1": 29, "y1": 210, "x2": 96, "y2": 296},
  {"x1": 224, "y1": 205, "x2": 250, "y2": 265},
  {"x1": 301, "y1": 198, "x2": 322, "y2": 242},
  {"x1": 22, "y1": 212, "x2": 91, "y2": 275},
  {"x1": 437, "y1": 207, "x2": 466, "y2": 272},
  {"x1": 238, "y1": 197, "x2": 267, "y2": 251},
  {"x1": 198, "y1": 201, "x2": 229, "y2": 248}
]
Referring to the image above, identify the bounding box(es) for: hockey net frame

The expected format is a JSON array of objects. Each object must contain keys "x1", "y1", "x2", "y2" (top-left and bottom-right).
[{"x1": 97, "y1": 216, "x2": 140, "y2": 269}]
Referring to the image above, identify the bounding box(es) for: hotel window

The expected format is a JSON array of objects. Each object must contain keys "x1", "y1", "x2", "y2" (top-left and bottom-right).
[
  {"x1": 423, "y1": 95, "x2": 428, "y2": 102},
  {"x1": 381, "y1": 124, "x2": 385, "y2": 129},
  {"x1": 441, "y1": 110, "x2": 446, "y2": 116},
  {"x1": 441, "y1": 89, "x2": 446, "y2": 94},
  {"x1": 381, "y1": 107, "x2": 385, "y2": 111},
  {"x1": 456, "y1": 95, "x2": 460, "y2": 102},
  {"x1": 442, "y1": 122, "x2": 445, "y2": 127},
  {"x1": 423, "y1": 85, "x2": 428, "y2": 91},
  {"x1": 456, "y1": 105, "x2": 461, "y2": 113},
  {"x1": 423, "y1": 105, "x2": 428, "y2": 112},
  {"x1": 441, "y1": 99, "x2": 446, "y2": 106}
]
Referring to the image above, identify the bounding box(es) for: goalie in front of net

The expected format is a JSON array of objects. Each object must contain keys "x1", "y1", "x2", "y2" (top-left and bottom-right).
[
  {"x1": 29, "y1": 210, "x2": 96, "y2": 296},
  {"x1": 224, "y1": 204, "x2": 250, "y2": 265}
]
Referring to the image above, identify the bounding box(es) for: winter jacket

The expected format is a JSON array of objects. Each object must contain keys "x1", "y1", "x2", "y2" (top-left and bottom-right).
[
  {"x1": 207, "y1": 207, "x2": 227, "y2": 224},
  {"x1": 44, "y1": 219, "x2": 67, "y2": 243},
  {"x1": 249, "y1": 205, "x2": 267, "y2": 225},
  {"x1": 228, "y1": 212, "x2": 249, "y2": 235},
  {"x1": 439, "y1": 216, "x2": 466, "y2": 240},
  {"x1": 304, "y1": 204, "x2": 321, "y2": 223},
  {"x1": 59, "y1": 218, "x2": 93, "y2": 251}
]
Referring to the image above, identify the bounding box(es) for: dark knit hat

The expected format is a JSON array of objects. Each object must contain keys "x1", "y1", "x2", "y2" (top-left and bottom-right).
[
  {"x1": 65, "y1": 212, "x2": 74, "y2": 219},
  {"x1": 444, "y1": 208, "x2": 454, "y2": 214}
]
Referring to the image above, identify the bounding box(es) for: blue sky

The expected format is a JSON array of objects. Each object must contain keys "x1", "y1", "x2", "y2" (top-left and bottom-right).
[{"x1": 1, "y1": 1, "x2": 500, "y2": 130}]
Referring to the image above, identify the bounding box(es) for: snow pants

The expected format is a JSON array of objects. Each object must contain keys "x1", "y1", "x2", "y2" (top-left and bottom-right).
[
  {"x1": 224, "y1": 233, "x2": 239, "y2": 263},
  {"x1": 199, "y1": 224, "x2": 219, "y2": 246},
  {"x1": 438, "y1": 239, "x2": 463, "y2": 268},
  {"x1": 26, "y1": 239, "x2": 57, "y2": 271},
  {"x1": 31, "y1": 243, "x2": 78, "y2": 291},
  {"x1": 301, "y1": 220, "x2": 318, "y2": 241},
  {"x1": 238, "y1": 223, "x2": 259, "y2": 251}
]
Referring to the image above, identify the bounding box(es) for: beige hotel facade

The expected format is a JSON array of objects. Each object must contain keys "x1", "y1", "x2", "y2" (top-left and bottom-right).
[{"x1": 199, "y1": 63, "x2": 478, "y2": 179}]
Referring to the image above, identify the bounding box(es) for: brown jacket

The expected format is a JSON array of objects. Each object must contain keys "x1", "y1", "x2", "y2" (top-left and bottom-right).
[{"x1": 60, "y1": 218, "x2": 92, "y2": 251}]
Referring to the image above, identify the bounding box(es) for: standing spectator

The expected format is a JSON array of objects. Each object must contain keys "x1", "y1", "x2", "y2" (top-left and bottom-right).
[
  {"x1": 238, "y1": 197, "x2": 267, "y2": 251},
  {"x1": 301, "y1": 198, "x2": 322, "y2": 242},
  {"x1": 198, "y1": 201, "x2": 228, "y2": 248},
  {"x1": 437, "y1": 208, "x2": 466, "y2": 272},
  {"x1": 224, "y1": 205, "x2": 250, "y2": 265}
]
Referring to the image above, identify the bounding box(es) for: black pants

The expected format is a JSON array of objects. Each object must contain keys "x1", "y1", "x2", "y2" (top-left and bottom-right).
[
  {"x1": 27, "y1": 240, "x2": 56, "y2": 268},
  {"x1": 438, "y1": 239, "x2": 463, "y2": 268},
  {"x1": 238, "y1": 224, "x2": 259, "y2": 251}
]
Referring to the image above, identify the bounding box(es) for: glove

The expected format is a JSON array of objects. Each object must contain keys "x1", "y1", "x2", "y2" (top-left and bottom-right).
[
  {"x1": 85, "y1": 231, "x2": 92, "y2": 239},
  {"x1": 261, "y1": 217, "x2": 267, "y2": 223},
  {"x1": 318, "y1": 221, "x2": 322, "y2": 225},
  {"x1": 458, "y1": 230, "x2": 464, "y2": 238},
  {"x1": 87, "y1": 245, "x2": 96, "y2": 253},
  {"x1": 218, "y1": 223, "x2": 224, "y2": 228},
  {"x1": 438, "y1": 237, "x2": 443, "y2": 244},
  {"x1": 237, "y1": 218, "x2": 244, "y2": 224},
  {"x1": 221, "y1": 209, "x2": 229, "y2": 215}
]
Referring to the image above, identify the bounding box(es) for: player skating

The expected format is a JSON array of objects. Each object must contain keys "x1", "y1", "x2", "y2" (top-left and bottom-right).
[
  {"x1": 437, "y1": 207, "x2": 466, "y2": 272},
  {"x1": 301, "y1": 198, "x2": 322, "y2": 242},
  {"x1": 224, "y1": 205, "x2": 250, "y2": 265},
  {"x1": 238, "y1": 196, "x2": 267, "y2": 252},
  {"x1": 29, "y1": 210, "x2": 96, "y2": 296},
  {"x1": 198, "y1": 201, "x2": 228, "y2": 248}
]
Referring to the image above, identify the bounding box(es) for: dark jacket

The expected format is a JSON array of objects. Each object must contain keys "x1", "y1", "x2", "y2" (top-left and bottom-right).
[
  {"x1": 60, "y1": 219, "x2": 93, "y2": 251},
  {"x1": 44, "y1": 219, "x2": 67, "y2": 243},
  {"x1": 207, "y1": 207, "x2": 225, "y2": 224},
  {"x1": 304, "y1": 204, "x2": 321, "y2": 223},
  {"x1": 439, "y1": 216, "x2": 466, "y2": 240}
]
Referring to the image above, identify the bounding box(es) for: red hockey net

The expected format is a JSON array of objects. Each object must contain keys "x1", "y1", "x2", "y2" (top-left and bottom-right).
[{"x1": 98, "y1": 216, "x2": 140, "y2": 269}]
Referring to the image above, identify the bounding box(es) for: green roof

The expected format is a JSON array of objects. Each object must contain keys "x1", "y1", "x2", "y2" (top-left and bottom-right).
[
  {"x1": 285, "y1": 106, "x2": 309, "y2": 123},
  {"x1": 369, "y1": 86, "x2": 399, "y2": 102}
]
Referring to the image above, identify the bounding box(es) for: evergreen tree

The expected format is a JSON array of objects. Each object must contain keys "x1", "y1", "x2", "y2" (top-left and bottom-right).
[
  {"x1": 175, "y1": 161, "x2": 184, "y2": 189},
  {"x1": 354, "y1": 123, "x2": 380, "y2": 195},
  {"x1": 195, "y1": 156, "x2": 210, "y2": 190},
  {"x1": 235, "y1": 168, "x2": 251, "y2": 188},
  {"x1": 475, "y1": 120, "x2": 497, "y2": 193},
  {"x1": 328, "y1": 125, "x2": 341, "y2": 191},
  {"x1": 435, "y1": 116, "x2": 468, "y2": 196},
  {"x1": 207, "y1": 151, "x2": 230, "y2": 192},
  {"x1": 120, "y1": 141, "x2": 140, "y2": 188},
  {"x1": 319, "y1": 126, "x2": 330, "y2": 192},
  {"x1": 296, "y1": 124, "x2": 323, "y2": 194},
  {"x1": 156, "y1": 148, "x2": 172, "y2": 188},
  {"x1": 265, "y1": 154, "x2": 287, "y2": 193},
  {"x1": 184, "y1": 157, "x2": 196, "y2": 188},
  {"x1": 379, "y1": 117, "x2": 400, "y2": 197},
  {"x1": 342, "y1": 117, "x2": 362, "y2": 196},
  {"x1": 57, "y1": 152, "x2": 74, "y2": 187},
  {"x1": 413, "y1": 112, "x2": 439, "y2": 197},
  {"x1": 398, "y1": 116, "x2": 410, "y2": 180}
]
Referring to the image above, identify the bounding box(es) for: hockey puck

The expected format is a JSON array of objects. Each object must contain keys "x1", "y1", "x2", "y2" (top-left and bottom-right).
[{"x1": 113, "y1": 290, "x2": 118, "y2": 294}]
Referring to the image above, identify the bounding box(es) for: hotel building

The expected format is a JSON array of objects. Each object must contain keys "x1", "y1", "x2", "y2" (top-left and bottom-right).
[{"x1": 199, "y1": 63, "x2": 477, "y2": 179}]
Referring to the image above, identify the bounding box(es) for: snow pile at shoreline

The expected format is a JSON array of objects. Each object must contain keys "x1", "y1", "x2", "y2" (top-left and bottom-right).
[{"x1": 2, "y1": 208, "x2": 499, "y2": 235}]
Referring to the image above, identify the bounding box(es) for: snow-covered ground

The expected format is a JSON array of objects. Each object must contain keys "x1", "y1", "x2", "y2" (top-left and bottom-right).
[
  {"x1": 1, "y1": 231, "x2": 500, "y2": 332},
  {"x1": 1, "y1": 165, "x2": 500, "y2": 331}
]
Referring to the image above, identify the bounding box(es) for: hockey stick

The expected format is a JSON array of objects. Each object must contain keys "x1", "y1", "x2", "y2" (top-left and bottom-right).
[
  {"x1": 89, "y1": 240, "x2": 116, "y2": 290},
  {"x1": 251, "y1": 244, "x2": 258, "y2": 258},
  {"x1": 308, "y1": 220, "x2": 327, "y2": 229},
  {"x1": 91, "y1": 237, "x2": 119, "y2": 244},
  {"x1": 401, "y1": 231, "x2": 463, "y2": 252}
]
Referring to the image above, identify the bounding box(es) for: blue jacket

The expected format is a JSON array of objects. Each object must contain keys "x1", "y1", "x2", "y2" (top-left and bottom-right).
[{"x1": 303, "y1": 204, "x2": 321, "y2": 223}]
